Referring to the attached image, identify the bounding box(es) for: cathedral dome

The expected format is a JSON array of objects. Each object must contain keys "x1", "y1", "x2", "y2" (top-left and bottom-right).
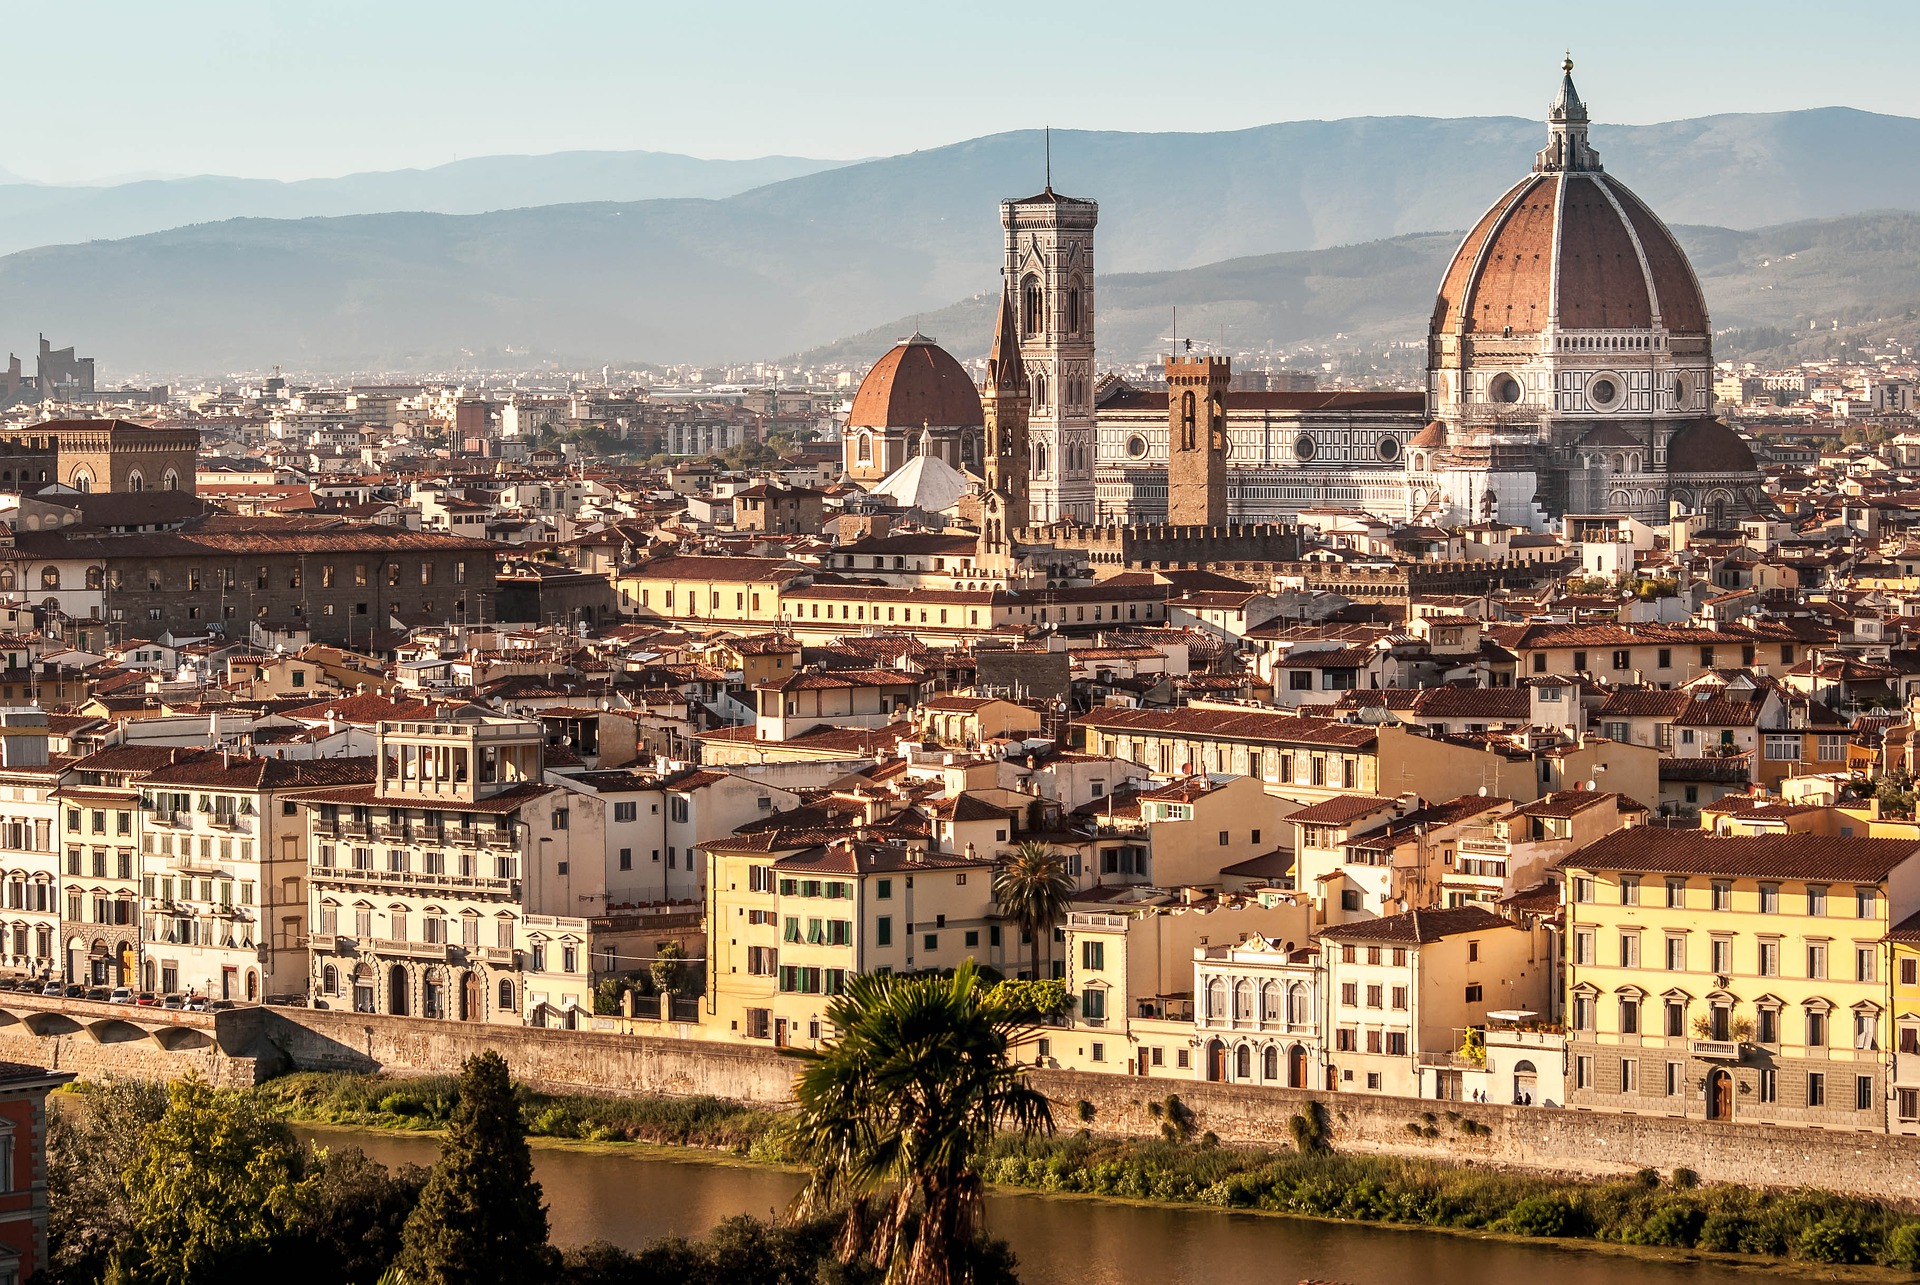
[
  {"x1": 1430, "y1": 65, "x2": 1707, "y2": 340},
  {"x1": 1667, "y1": 417, "x2": 1756, "y2": 474},
  {"x1": 848, "y1": 333, "x2": 984, "y2": 430}
]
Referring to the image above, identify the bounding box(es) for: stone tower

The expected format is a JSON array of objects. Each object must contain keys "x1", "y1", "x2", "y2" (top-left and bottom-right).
[
  {"x1": 978, "y1": 283, "x2": 1030, "y2": 560},
  {"x1": 1165, "y1": 355, "x2": 1230, "y2": 526},
  {"x1": 1001, "y1": 184, "x2": 1097, "y2": 524}
]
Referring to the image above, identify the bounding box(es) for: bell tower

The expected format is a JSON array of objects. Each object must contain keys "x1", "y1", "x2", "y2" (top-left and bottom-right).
[
  {"x1": 1001, "y1": 178, "x2": 1097, "y2": 525},
  {"x1": 1165, "y1": 355, "x2": 1230, "y2": 526},
  {"x1": 979, "y1": 284, "x2": 1030, "y2": 560}
]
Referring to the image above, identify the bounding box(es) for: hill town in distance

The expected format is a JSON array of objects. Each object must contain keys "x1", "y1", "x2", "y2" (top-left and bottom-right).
[{"x1": 14, "y1": 46, "x2": 1920, "y2": 1285}]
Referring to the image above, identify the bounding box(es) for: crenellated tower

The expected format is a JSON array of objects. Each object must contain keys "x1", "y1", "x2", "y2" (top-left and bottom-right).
[{"x1": 1165, "y1": 355, "x2": 1230, "y2": 526}]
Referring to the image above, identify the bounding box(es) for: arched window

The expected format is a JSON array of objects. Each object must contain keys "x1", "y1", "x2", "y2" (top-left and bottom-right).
[
  {"x1": 85, "y1": 566, "x2": 102, "y2": 590},
  {"x1": 1233, "y1": 980, "x2": 1253, "y2": 1021},
  {"x1": 161, "y1": 469, "x2": 179, "y2": 492},
  {"x1": 1067, "y1": 280, "x2": 1082, "y2": 334},
  {"x1": 1262, "y1": 1046, "x2": 1279, "y2": 1081},
  {"x1": 1261, "y1": 981, "x2": 1281, "y2": 1022},
  {"x1": 1181, "y1": 390, "x2": 1197, "y2": 449},
  {"x1": 322, "y1": 964, "x2": 338, "y2": 996},
  {"x1": 498, "y1": 978, "x2": 515, "y2": 1013},
  {"x1": 1289, "y1": 983, "x2": 1309, "y2": 1028},
  {"x1": 1205, "y1": 977, "x2": 1226, "y2": 1020},
  {"x1": 39, "y1": 567, "x2": 57, "y2": 591},
  {"x1": 1032, "y1": 373, "x2": 1048, "y2": 408},
  {"x1": 127, "y1": 470, "x2": 144, "y2": 493},
  {"x1": 1234, "y1": 1044, "x2": 1251, "y2": 1079},
  {"x1": 69, "y1": 469, "x2": 90, "y2": 494},
  {"x1": 1021, "y1": 276, "x2": 1043, "y2": 337},
  {"x1": 856, "y1": 432, "x2": 872, "y2": 464}
]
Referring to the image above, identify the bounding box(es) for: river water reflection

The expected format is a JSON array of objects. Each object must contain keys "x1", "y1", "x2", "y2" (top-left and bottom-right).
[{"x1": 298, "y1": 1126, "x2": 1842, "y2": 1284}]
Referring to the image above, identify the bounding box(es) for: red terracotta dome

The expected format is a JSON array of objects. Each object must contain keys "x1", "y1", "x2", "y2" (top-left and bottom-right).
[
  {"x1": 1430, "y1": 63, "x2": 1707, "y2": 341},
  {"x1": 847, "y1": 333, "x2": 983, "y2": 430},
  {"x1": 1667, "y1": 417, "x2": 1756, "y2": 474},
  {"x1": 1431, "y1": 172, "x2": 1707, "y2": 338}
]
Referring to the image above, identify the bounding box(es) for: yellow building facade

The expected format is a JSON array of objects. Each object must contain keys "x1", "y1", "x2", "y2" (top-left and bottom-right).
[{"x1": 1557, "y1": 829, "x2": 1920, "y2": 1130}]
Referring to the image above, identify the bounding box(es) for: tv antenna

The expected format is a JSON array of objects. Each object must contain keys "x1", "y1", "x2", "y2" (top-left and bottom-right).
[
  {"x1": 1044, "y1": 125, "x2": 1051, "y2": 190},
  {"x1": 1158, "y1": 307, "x2": 1192, "y2": 357}
]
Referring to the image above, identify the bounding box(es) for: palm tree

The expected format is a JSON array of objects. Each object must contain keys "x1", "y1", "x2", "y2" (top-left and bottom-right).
[
  {"x1": 993, "y1": 840, "x2": 1075, "y2": 981},
  {"x1": 789, "y1": 961, "x2": 1053, "y2": 1285}
]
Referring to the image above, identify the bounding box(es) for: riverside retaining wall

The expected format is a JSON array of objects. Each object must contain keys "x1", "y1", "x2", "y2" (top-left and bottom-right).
[
  {"x1": 14, "y1": 998, "x2": 1920, "y2": 1200},
  {"x1": 265, "y1": 1007, "x2": 795, "y2": 1103},
  {"x1": 1030, "y1": 1071, "x2": 1920, "y2": 1198}
]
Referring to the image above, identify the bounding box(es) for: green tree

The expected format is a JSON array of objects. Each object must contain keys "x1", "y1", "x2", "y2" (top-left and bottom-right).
[
  {"x1": 284, "y1": 1146, "x2": 428, "y2": 1285},
  {"x1": 117, "y1": 1076, "x2": 309, "y2": 1285},
  {"x1": 47, "y1": 1079, "x2": 168, "y2": 1283},
  {"x1": 993, "y1": 841, "x2": 1075, "y2": 981},
  {"x1": 789, "y1": 960, "x2": 1051, "y2": 1285},
  {"x1": 394, "y1": 1051, "x2": 558, "y2": 1285},
  {"x1": 650, "y1": 941, "x2": 687, "y2": 998}
]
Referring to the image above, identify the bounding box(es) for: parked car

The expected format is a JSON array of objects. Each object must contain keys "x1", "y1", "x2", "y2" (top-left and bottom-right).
[
  {"x1": 107, "y1": 987, "x2": 134, "y2": 1005},
  {"x1": 134, "y1": 991, "x2": 159, "y2": 1006},
  {"x1": 160, "y1": 993, "x2": 185, "y2": 1010},
  {"x1": 39, "y1": 982, "x2": 61, "y2": 997},
  {"x1": 63, "y1": 984, "x2": 85, "y2": 998},
  {"x1": 85, "y1": 987, "x2": 110, "y2": 1001},
  {"x1": 183, "y1": 995, "x2": 211, "y2": 1012}
]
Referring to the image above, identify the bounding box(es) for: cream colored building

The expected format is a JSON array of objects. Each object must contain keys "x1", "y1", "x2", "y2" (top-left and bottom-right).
[
  {"x1": 1193, "y1": 935, "x2": 1323, "y2": 1088},
  {"x1": 1320, "y1": 905, "x2": 1555, "y2": 1098},
  {"x1": 301, "y1": 712, "x2": 592, "y2": 1025},
  {"x1": 1044, "y1": 890, "x2": 1312, "y2": 1078},
  {"x1": 138, "y1": 752, "x2": 374, "y2": 1001}
]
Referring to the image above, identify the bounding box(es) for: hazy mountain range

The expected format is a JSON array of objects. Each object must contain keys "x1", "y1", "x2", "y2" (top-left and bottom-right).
[
  {"x1": 0, "y1": 151, "x2": 848, "y2": 258},
  {"x1": 6, "y1": 109, "x2": 1920, "y2": 373}
]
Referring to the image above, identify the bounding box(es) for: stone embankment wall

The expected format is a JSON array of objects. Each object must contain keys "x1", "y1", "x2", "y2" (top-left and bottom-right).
[
  {"x1": 1031, "y1": 1071, "x2": 1920, "y2": 1198},
  {"x1": 265, "y1": 1008, "x2": 794, "y2": 1103},
  {"x1": 12, "y1": 997, "x2": 1920, "y2": 1199}
]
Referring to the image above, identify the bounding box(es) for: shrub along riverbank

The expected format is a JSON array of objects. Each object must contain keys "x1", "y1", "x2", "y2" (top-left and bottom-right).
[{"x1": 257, "y1": 1074, "x2": 1920, "y2": 1270}]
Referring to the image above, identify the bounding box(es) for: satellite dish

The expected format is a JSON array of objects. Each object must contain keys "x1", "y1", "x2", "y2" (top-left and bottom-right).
[
  {"x1": 1587, "y1": 778, "x2": 1599, "y2": 792},
  {"x1": 1477, "y1": 786, "x2": 1487, "y2": 797}
]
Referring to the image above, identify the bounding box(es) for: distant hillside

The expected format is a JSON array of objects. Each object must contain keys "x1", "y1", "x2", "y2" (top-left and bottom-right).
[
  {"x1": 0, "y1": 150, "x2": 849, "y2": 258},
  {"x1": 13, "y1": 109, "x2": 1920, "y2": 372}
]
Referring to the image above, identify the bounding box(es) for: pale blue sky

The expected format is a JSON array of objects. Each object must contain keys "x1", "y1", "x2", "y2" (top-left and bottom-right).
[{"x1": 22, "y1": 0, "x2": 1920, "y2": 183}]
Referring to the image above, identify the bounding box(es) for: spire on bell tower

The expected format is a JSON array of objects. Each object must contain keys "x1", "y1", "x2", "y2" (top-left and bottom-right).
[
  {"x1": 979, "y1": 282, "x2": 1031, "y2": 559},
  {"x1": 1535, "y1": 54, "x2": 1602, "y2": 174}
]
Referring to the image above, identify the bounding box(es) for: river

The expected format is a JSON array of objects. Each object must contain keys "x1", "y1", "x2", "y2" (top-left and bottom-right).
[{"x1": 298, "y1": 1126, "x2": 1843, "y2": 1284}]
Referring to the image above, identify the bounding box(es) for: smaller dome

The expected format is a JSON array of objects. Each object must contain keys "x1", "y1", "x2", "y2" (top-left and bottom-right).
[
  {"x1": 848, "y1": 334, "x2": 984, "y2": 430},
  {"x1": 1667, "y1": 418, "x2": 1756, "y2": 474},
  {"x1": 867, "y1": 453, "x2": 978, "y2": 515},
  {"x1": 1410, "y1": 420, "x2": 1448, "y2": 448}
]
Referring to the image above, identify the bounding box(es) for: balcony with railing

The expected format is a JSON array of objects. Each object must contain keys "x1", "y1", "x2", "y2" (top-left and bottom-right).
[
  {"x1": 371, "y1": 938, "x2": 455, "y2": 962},
  {"x1": 310, "y1": 864, "x2": 519, "y2": 897},
  {"x1": 1688, "y1": 1038, "x2": 1742, "y2": 1061}
]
